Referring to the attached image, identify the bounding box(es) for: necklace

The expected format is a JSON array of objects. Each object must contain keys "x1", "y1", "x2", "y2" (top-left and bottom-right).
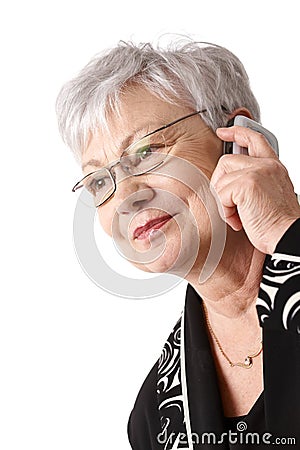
[{"x1": 202, "y1": 301, "x2": 263, "y2": 369}]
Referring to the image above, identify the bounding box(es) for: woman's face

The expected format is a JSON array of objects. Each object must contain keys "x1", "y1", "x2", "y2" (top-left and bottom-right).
[{"x1": 82, "y1": 86, "x2": 223, "y2": 276}]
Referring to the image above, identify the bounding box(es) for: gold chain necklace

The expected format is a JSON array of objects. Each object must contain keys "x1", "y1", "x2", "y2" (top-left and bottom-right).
[{"x1": 202, "y1": 301, "x2": 263, "y2": 369}]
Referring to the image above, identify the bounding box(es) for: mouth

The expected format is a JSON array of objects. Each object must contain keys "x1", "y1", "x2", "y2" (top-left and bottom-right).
[{"x1": 133, "y1": 214, "x2": 173, "y2": 240}]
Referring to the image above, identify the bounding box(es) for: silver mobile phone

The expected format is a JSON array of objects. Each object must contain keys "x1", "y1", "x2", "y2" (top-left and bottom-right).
[{"x1": 223, "y1": 115, "x2": 279, "y2": 156}]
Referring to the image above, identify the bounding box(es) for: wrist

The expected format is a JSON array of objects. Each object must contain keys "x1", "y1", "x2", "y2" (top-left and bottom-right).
[{"x1": 268, "y1": 216, "x2": 300, "y2": 255}]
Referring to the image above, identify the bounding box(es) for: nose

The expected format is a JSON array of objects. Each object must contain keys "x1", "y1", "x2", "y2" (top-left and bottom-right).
[
  {"x1": 111, "y1": 166, "x2": 155, "y2": 214},
  {"x1": 117, "y1": 185, "x2": 155, "y2": 214}
]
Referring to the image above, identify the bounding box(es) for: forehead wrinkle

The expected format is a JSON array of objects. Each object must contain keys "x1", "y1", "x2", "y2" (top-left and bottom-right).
[
  {"x1": 82, "y1": 129, "x2": 121, "y2": 171},
  {"x1": 82, "y1": 117, "x2": 171, "y2": 171}
]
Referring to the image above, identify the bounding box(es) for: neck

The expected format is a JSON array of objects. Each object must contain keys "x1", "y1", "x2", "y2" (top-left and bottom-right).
[
  {"x1": 185, "y1": 228, "x2": 266, "y2": 365},
  {"x1": 186, "y1": 228, "x2": 266, "y2": 319}
]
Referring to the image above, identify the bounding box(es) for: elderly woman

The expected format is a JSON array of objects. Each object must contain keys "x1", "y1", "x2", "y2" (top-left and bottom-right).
[{"x1": 56, "y1": 40, "x2": 300, "y2": 449}]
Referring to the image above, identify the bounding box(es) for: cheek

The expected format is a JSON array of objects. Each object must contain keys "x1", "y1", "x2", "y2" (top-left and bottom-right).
[
  {"x1": 98, "y1": 208, "x2": 113, "y2": 237},
  {"x1": 98, "y1": 205, "x2": 129, "y2": 241},
  {"x1": 146, "y1": 174, "x2": 190, "y2": 201}
]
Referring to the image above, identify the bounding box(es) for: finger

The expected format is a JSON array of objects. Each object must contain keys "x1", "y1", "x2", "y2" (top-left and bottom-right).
[
  {"x1": 210, "y1": 154, "x2": 260, "y2": 188},
  {"x1": 212, "y1": 167, "x2": 253, "y2": 193},
  {"x1": 225, "y1": 212, "x2": 243, "y2": 231},
  {"x1": 215, "y1": 191, "x2": 243, "y2": 231},
  {"x1": 215, "y1": 180, "x2": 243, "y2": 231},
  {"x1": 216, "y1": 125, "x2": 278, "y2": 159}
]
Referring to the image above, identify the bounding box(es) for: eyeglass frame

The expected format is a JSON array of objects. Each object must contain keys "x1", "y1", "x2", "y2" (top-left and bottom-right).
[{"x1": 72, "y1": 109, "x2": 208, "y2": 207}]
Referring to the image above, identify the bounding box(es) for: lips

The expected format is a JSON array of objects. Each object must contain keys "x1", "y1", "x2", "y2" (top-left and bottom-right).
[{"x1": 133, "y1": 215, "x2": 173, "y2": 240}]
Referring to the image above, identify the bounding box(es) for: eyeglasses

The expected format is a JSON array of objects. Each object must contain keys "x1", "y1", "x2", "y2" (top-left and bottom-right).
[{"x1": 72, "y1": 109, "x2": 207, "y2": 207}]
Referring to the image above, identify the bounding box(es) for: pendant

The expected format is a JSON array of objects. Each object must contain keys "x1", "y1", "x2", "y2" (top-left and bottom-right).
[
  {"x1": 231, "y1": 356, "x2": 253, "y2": 369},
  {"x1": 230, "y1": 343, "x2": 263, "y2": 369}
]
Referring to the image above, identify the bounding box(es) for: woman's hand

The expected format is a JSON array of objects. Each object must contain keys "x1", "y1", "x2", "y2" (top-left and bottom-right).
[{"x1": 211, "y1": 125, "x2": 300, "y2": 255}]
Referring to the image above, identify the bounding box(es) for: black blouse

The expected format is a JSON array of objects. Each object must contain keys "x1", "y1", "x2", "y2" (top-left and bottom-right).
[{"x1": 128, "y1": 219, "x2": 300, "y2": 449}]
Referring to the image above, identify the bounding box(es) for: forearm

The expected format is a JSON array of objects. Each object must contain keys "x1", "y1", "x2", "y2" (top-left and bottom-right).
[{"x1": 256, "y1": 218, "x2": 300, "y2": 438}]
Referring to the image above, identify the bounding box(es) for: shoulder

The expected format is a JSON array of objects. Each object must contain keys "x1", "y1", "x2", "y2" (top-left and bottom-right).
[
  {"x1": 257, "y1": 218, "x2": 300, "y2": 333},
  {"x1": 127, "y1": 315, "x2": 183, "y2": 449},
  {"x1": 127, "y1": 358, "x2": 163, "y2": 449}
]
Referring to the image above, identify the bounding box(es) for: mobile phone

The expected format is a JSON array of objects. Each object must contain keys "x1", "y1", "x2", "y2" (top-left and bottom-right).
[{"x1": 223, "y1": 115, "x2": 279, "y2": 157}]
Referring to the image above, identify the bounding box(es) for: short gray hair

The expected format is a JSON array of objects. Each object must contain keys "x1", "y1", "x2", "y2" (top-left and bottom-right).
[{"x1": 56, "y1": 39, "x2": 261, "y2": 162}]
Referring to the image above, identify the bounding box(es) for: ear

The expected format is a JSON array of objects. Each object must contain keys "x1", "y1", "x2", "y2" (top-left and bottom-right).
[
  {"x1": 221, "y1": 108, "x2": 254, "y2": 155},
  {"x1": 227, "y1": 107, "x2": 253, "y2": 121}
]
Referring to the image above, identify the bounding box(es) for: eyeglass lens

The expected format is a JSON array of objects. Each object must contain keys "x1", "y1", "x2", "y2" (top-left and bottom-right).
[{"x1": 81, "y1": 130, "x2": 167, "y2": 206}]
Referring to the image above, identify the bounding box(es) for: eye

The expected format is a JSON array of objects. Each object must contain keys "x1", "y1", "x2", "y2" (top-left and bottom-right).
[
  {"x1": 122, "y1": 132, "x2": 167, "y2": 173},
  {"x1": 136, "y1": 143, "x2": 165, "y2": 159},
  {"x1": 136, "y1": 144, "x2": 153, "y2": 159},
  {"x1": 85, "y1": 174, "x2": 110, "y2": 196}
]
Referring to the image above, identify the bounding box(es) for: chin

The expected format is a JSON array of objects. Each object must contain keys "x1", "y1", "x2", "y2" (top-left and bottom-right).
[
  {"x1": 132, "y1": 236, "x2": 198, "y2": 276},
  {"x1": 130, "y1": 247, "x2": 178, "y2": 274}
]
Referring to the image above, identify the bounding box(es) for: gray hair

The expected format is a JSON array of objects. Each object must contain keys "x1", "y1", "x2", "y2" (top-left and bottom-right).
[{"x1": 56, "y1": 39, "x2": 260, "y2": 162}]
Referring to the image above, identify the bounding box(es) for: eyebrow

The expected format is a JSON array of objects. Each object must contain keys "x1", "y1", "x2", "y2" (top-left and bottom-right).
[
  {"x1": 81, "y1": 122, "x2": 162, "y2": 171},
  {"x1": 82, "y1": 158, "x2": 104, "y2": 171},
  {"x1": 81, "y1": 135, "x2": 129, "y2": 171},
  {"x1": 82, "y1": 136, "x2": 133, "y2": 171}
]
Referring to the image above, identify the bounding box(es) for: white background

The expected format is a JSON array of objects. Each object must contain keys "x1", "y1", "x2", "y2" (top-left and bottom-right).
[{"x1": 1, "y1": 1, "x2": 300, "y2": 449}]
